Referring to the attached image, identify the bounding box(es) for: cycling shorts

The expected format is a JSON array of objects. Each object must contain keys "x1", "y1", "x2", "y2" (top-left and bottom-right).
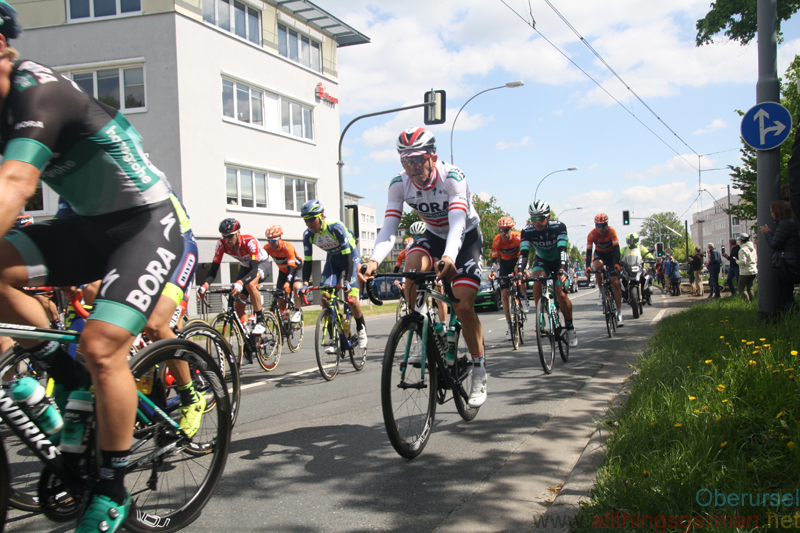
[
  {"x1": 498, "y1": 258, "x2": 518, "y2": 290},
  {"x1": 592, "y1": 252, "x2": 619, "y2": 277},
  {"x1": 5, "y1": 198, "x2": 184, "y2": 335},
  {"x1": 531, "y1": 255, "x2": 568, "y2": 287},
  {"x1": 321, "y1": 250, "x2": 361, "y2": 298},
  {"x1": 408, "y1": 226, "x2": 483, "y2": 291},
  {"x1": 276, "y1": 270, "x2": 298, "y2": 291},
  {"x1": 235, "y1": 258, "x2": 270, "y2": 285}
]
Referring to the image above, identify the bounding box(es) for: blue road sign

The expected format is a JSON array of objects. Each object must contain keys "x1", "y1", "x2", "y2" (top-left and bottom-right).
[{"x1": 740, "y1": 102, "x2": 793, "y2": 150}]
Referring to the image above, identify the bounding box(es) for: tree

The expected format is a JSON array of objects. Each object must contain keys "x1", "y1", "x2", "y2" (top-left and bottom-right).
[
  {"x1": 472, "y1": 194, "x2": 512, "y2": 264},
  {"x1": 696, "y1": 0, "x2": 800, "y2": 46},
  {"x1": 726, "y1": 55, "x2": 800, "y2": 225},
  {"x1": 568, "y1": 244, "x2": 582, "y2": 266},
  {"x1": 639, "y1": 212, "x2": 687, "y2": 259}
]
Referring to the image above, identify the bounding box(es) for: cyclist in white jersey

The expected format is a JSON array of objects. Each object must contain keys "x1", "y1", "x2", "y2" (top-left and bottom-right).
[{"x1": 362, "y1": 127, "x2": 487, "y2": 408}]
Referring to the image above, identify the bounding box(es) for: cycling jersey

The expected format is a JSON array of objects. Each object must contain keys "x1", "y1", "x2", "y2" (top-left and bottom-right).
[
  {"x1": 491, "y1": 231, "x2": 522, "y2": 262},
  {"x1": 211, "y1": 234, "x2": 267, "y2": 266},
  {"x1": 372, "y1": 160, "x2": 480, "y2": 263},
  {"x1": 586, "y1": 227, "x2": 620, "y2": 268},
  {"x1": 519, "y1": 221, "x2": 569, "y2": 273},
  {"x1": 302, "y1": 219, "x2": 359, "y2": 291},
  {"x1": 264, "y1": 241, "x2": 300, "y2": 273},
  {"x1": 2, "y1": 59, "x2": 171, "y2": 216}
]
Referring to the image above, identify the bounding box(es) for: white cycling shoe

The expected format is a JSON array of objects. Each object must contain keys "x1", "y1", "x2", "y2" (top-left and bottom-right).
[
  {"x1": 357, "y1": 328, "x2": 368, "y2": 349},
  {"x1": 617, "y1": 310, "x2": 624, "y2": 327},
  {"x1": 251, "y1": 324, "x2": 265, "y2": 335},
  {"x1": 505, "y1": 329, "x2": 512, "y2": 341},
  {"x1": 567, "y1": 327, "x2": 578, "y2": 347},
  {"x1": 406, "y1": 342, "x2": 422, "y2": 365},
  {"x1": 291, "y1": 310, "x2": 302, "y2": 323},
  {"x1": 523, "y1": 300, "x2": 530, "y2": 313},
  {"x1": 468, "y1": 372, "x2": 487, "y2": 408}
]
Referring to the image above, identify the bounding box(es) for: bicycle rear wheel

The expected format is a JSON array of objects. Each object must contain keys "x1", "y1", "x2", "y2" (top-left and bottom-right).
[
  {"x1": 315, "y1": 309, "x2": 340, "y2": 381},
  {"x1": 381, "y1": 315, "x2": 437, "y2": 459},
  {"x1": 603, "y1": 291, "x2": 614, "y2": 338},
  {"x1": 510, "y1": 297, "x2": 520, "y2": 350},
  {"x1": 255, "y1": 312, "x2": 281, "y2": 372},
  {"x1": 286, "y1": 309, "x2": 304, "y2": 353},
  {"x1": 178, "y1": 322, "x2": 241, "y2": 427},
  {"x1": 450, "y1": 326, "x2": 479, "y2": 422},
  {"x1": 557, "y1": 309, "x2": 569, "y2": 362},
  {"x1": 210, "y1": 314, "x2": 245, "y2": 368},
  {"x1": 349, "y1": 313, "x2": 367, "y2": 371},
  {"x1": 127, "y1": 339, "x2": 231, "y2": 533},
  {"x1": 536, "y1": 299, "x2": 556, "y2": 374}
]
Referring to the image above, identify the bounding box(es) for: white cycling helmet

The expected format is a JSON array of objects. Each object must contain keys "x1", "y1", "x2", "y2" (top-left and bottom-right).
[
  {"x1": 409, "y1": 220, "x2": 427, "y2": 236},
  {"x1": 528, "y1": 199, "x2": 551, "y2": 218},
  {"x1": 397, "y1": 127, "x2": 436, "y2": 156}
]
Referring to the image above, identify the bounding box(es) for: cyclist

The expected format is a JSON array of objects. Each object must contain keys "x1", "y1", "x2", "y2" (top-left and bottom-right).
[
  {"x1": 586, "y1": 213, "x2": 624, "y2": 326},
  {"x1": 362, "y1": 127, "x2": 487, "y2": 408},
  {"x1": 198, "y1": 218, "x2": 271, "y2": 355},
  {"x1": 519, "y1": 200, "x2": 578, "y2": 347},
  {"x1": 15, "y1": 211, "x2": 32, "y2": 227},
  {"x1": 299, "y1": 199, "x2": 367, "y2": 349},
  {"x1": 0, "y1": 6, "x2": 187, "y2": 529},
  {"x1": 263, "y1": 224, "x2": 303, "y2": 322},
  {"x1": 487, "y1": 216, "x2": 524, "y2": 341}
]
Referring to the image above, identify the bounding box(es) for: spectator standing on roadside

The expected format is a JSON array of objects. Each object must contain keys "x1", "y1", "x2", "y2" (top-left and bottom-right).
[
  {"x1": 760, "y1": 200, "x2": 800, "y2": 312},
  {"x1": 706, "y1": 242, "x2": 722, "y2": 299},
  {"x1": 721, "y1": 238, "x2": 739, "y2": 297},
  {"x1": 736, "y1": 234, "x2": 757, "y2": 303},
  {"x1": 690, "y1": 247, "x2": 704, "y2": 296}
]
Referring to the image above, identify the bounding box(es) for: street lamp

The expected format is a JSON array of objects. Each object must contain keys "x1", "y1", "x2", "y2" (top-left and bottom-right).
[
  {"x1": 556, "y1": 206, "x2": 583, "y2": 218},
  {"x1": 449, "y1": 80, "x2": 524, "y2": 164},
  {"x1": 534, "y1": 168, "x2": 578, "y2": 202},
  {"x1": 567, "y1": 224, "x2": 586, "y2": 230}
]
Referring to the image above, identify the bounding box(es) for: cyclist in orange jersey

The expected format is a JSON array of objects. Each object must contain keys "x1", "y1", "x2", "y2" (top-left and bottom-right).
[
  {"x1": 585, "y1": 213, "x2": 624, "y2": 326},
  {"x1": 487, "y1": 216, "x2": 525, "y2": 340},
  {"x1": 263, "y1": 224, "x2": 303, "y2": 322}
]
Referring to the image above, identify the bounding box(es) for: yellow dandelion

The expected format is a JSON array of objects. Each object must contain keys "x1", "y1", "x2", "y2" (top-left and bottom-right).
[
  {"x1": 694, "y1": 410, "x2": 700, "y2": 414},
  {"x1": 720, "y1": 441, "x2": 728, "y2": 448},
  {"x1": 705, "y1": 360, "x2": 713, "y2": 364},
  {"x1": 726, "y1": 343, "x2": 730, "y2": 346},
  {"x1": 674, "y1": 423, "x2": 682, "y2": 428},
  {"x1": 703, "y1": 405, "x2": 709, "y2": 410},
  {"x1": 774, "y1": 370, "x2": 781, "y2": 374},
  {"x1": 747, "y1": 341, "x2": 755, "y2": 346},
  {"x1": 789, "y1": 442, "x2": 796, "y2": 451},
  {"x1": 764, "y1": 344, "x2": 771, "y2": 348},
  {"x1": 787, "y1": 368, "x2": 795, "y2": 372},
  {"x1": 707, "y1": 372, "x2": 713, "y2": 376},
  {"x1": 643, "y1": 470, "x2": 649, "y2": 477},
  {"x1": 687, "y1": 366, "x2": 691, "y2": 369},
  {"x1": 689, "y1": 396, "x2": 696, "y2": 401},
  {"x1": 716, "y1": 416, "x2": 722, "y2": 422},
  {"x1": 717, "y1": 385, "x2": 726, "y2": 391},
  {"x1": 792, "y1": 350, "x2": 799, "y2": 356},
  {"x1": 753, "y1": 351, "x2": 760, "y2": 355},
  {"x1": 650, "y1": 423, "x2": 655, "y2": 427},
  {"x1": 760, "y1": 338, "x2": 766, "y2": 342},
  {"x1": 748, "y1": 360, "x2": 757, "y2": 366},
  {"x1": 780, "y1": 363, "x2": 785, "y2": 367},
  {"x1": 777, "y1": 412, "x2": 784, "y2": 419},
  {"x1": 723, "y1": 399, "x2": 729, "y2": 404},
  {"x1": 719, "y1": 336, "x2": 724, "y2": 339}
]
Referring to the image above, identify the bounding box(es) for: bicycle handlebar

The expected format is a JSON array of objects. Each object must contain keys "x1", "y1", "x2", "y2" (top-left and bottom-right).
[{"x1": 364, "y1": 261, "x2": 459, "y2": 306}]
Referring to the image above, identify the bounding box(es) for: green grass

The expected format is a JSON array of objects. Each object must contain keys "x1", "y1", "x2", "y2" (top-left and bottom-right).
[{"x1": 572, "y1": 298, "x2": 800, "y2": 532}]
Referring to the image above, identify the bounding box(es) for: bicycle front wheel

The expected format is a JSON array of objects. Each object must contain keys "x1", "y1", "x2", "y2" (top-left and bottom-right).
[
  {"x1": 179, "y1": 322, "x2": 241, "y2": 427},
  {"x1": 315, "y1": 308, "x2": 340, "y2": 381},
  {"x1": 381, "y1": 315, "x2": 437, "y2": 459},
  {"x1": 556, "y1": 308, "x2": 569, "y2": 362},
  {"x1": 255, "y1": 312, "x2": 282, "y2": 372},
  {"x1": 603, "y1": 292, "x2": 614, "y2": 338},
  {"x1": 450, "y1": 326, "x2": 479, "y2": 422},
  {"x1": 349, "y1": 314, "x2": 367, "y2": 371},
  {"x1": 510, "y1": 297, "x2": 520, "y2": 350},
  {"x1": 127, "y1": 339, "x2": 231, "y2": 533},
  {"x1": 286, "y1": 309, "x2": 304, "y2": 353},
  {"x1": 396, "y1": 295, "x2": 407, "y2": 321},
  {"x1": 210, "y1": 313, "x2": 245, "y2": 368},
  {"x1": 536, "y1": 299, "x2": 556, "y2": 374}
]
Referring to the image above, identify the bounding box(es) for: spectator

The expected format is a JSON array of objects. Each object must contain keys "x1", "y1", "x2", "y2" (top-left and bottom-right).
[
  {"x1": 690, "y1": 247, "x2": 704, "y2": 296},
  {"x1": 706, "y1": 242, "x2": 722, "y2": 299},
  {"x1": 736, "y1": 233, "x2": 757, "y2": 303},
  {"x1": 721, "y1": 237, "x2": 739, "y2": 297},
  {"x1": 760, "y1": 200, "x2": 800, "y2": 313},
  {"x1": 655, "y1": 258, "x2": 665, "y2": 289},
  {"x1": 667, "y1": 255, "x2": 682, "y2": 296}
]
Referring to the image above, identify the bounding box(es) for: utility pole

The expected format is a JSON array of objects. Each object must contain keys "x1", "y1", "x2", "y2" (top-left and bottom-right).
[{"x1": 756, "y1": 0, "x2": 781, "y2": 320}]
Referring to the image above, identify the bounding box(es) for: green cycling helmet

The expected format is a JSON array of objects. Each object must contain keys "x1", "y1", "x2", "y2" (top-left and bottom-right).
[{"x1": 301, "y1": 199, "x2": 324, "y2": 219}]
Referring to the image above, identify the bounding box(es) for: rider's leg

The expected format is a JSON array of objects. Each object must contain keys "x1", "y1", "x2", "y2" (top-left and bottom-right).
[
  {"x1": 403, "y1": 250, "x2": 432, "y2": 311},
  {"x1": 555, "y1": 285, "x2": 573, "y2": 321},
  {"x1": 245, "y1": 276, "x2": 263, "y2": 316},
  {"x1": 611, "y1": 275, "x2": 623, "y2": 309}
]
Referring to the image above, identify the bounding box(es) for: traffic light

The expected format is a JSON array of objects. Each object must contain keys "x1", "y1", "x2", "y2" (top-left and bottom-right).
[
  {"x1": 622, "y1": 210, "x2": 630, "y2": 225},
  {"x1": 424, "y1": 90, "x2": 446, "y2": 125},
  {"x1": 656, "y1": 242, "x2": 664, "y2": 257}
]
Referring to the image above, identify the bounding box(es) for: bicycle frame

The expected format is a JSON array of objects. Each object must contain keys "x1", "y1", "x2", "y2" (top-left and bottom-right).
[{"x1": 314, "y1": 286, "x2": 354, "y2": 352}]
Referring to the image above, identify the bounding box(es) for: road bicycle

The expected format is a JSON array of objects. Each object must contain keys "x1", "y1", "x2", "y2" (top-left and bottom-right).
[
  {"x1": 367, "y1": 266, "x2": 480, "y2": 459},
  {"x1": 305, "y1": 285, "x2": 367, "y2": 381},
  {"x1": 264, "y1": 288, "x2": 304, "y2": 352},
  {"x1": 204, "y1": 288, "x2": 282, "y2": 372},
  {"x1": 532, "y1": 272, "x2": 569, "y2": 374},
  {"x1": 497, "y1": 274, "x2": 528, "y2": 350},
  {"x1": 0, "y1": 322, "x2": 231, "y2": 531},
  {"x1": 600, "y1": 265, "x2": 619, "y2": 338}
]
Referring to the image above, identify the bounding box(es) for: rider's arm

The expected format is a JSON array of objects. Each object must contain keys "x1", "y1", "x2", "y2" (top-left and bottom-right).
[
  {"x1": 610, "y1": 244, "x2": 621, "y2": 268},
  {"x1": 556, "y1": 226, "x2": 569, "y2": 273},
  {"x1": 585, "y1": 231, "x2": 594, "y2": 270},
  {"x1": 371, "y1": 180, "x2": 404, "y2": 265},
  {"x1": 518, "y1": 239, "x2": 531, "y2": 272},
  {"x1": 301, "y1": 229, "x2": 313, "y2": 283},
  {"x1": 442, "y1": 175, "x2": 469, "y2": 260},
  {"x1": 238, "y1": 258, "x2": 260, "y2": 285}
]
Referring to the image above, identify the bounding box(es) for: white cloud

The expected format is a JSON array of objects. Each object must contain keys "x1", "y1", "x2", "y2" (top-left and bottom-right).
[
  {"x1": 477, "y1": 191, "x2": 492, "y2": 202},
  {"x1": 621, "y1": 182, "x2": 697, "y2": 203},
  {"x1": 496, "y1": 136, "x2": 533, "y2": 150},
  {"x1": 694, "y1": 119, "x2": 728, "y2": 135}
]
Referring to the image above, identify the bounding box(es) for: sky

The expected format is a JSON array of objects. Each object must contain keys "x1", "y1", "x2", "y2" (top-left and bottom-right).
[{"x1": 313, "y1": 0, "x2": 800, "y2": 250}]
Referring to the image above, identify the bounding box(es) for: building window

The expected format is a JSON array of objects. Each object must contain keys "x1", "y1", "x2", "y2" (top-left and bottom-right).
[
  {"x1": 226, "y1": 166, "x2": 268, "y2": 209},
  {"x1": 203, "y1": 0, "x2": 261, "y2": 45},
  {"x1": 69, "y1": 65, "x2": 145, "y2": 111},
  {"x1": 284, "y1": 177, "x2": 316, "y2": 212},
  {"x1": 277, "y1": 23, "x2": 322, "y2": 73},
  {"x1": 67, "y1": 0, "x2": 141, "y2": 20},
  {"x1": 223, "y1": 77, "x2": 313, "y2": 140}
]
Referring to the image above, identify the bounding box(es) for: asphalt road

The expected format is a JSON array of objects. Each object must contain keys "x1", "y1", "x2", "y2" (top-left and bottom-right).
[{"x1": 6, "y1": 286, "x2": 678, "y2": 532}]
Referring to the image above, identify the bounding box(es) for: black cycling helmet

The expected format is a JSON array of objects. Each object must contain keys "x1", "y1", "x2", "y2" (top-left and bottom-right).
[
  {"x1": 301, "y1": 199, "x2": 324, "y2": 220},
  {"x1": 218, "y1": 218, "x2": 240, "y2": 235},
  {"x1": 0, "y1": 1, "x2": 22, "y2": 40}
]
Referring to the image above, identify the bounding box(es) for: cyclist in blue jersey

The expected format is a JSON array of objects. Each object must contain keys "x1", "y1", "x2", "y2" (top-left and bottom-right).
[
  {"x1": 0, "y1": 6, "x2": 187, "y2": 530},
  {"x1": 299, "y1": 199, "x2": 367, "y2": 349}
]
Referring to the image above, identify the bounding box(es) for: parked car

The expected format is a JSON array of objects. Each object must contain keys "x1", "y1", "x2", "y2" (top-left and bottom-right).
[
  {"x1": 369, "y1": 276, "x2": 402, "y2": 300},
  {"x1": 575, "y1": 268, "x2": 596, "y2": 288},
  {"x1": 475, "y1": 270, "x2": 501, "y2": 311},
  {"x1": 567, "y1": 269, "x2": 579, "y2": 293}
]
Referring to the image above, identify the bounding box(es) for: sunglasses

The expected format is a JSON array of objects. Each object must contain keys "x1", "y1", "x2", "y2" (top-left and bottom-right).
[
  {"x1": 401, "y1": 155, "x2": 430, "y2": 168},
  {"x1": 532, "y1": 216, "x2": 547, "y2": 222},
  {"x1": 499, "y1": 227, "x2": 511, "y2": 233},
  {"x1": 595, "y1": 224, "x2": 608, "y2": 229},
  {"x1": 268, "y1": 239, "x2": 280, "y2": 244},
  {"x1": 222, "y1": 233, "x2": 237, "y2": 239}
]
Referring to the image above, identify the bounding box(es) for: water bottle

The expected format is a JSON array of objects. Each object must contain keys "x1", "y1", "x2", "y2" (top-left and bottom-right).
[
  {"x1": 432, "y1": 320, "x2": 447, "y2": 354},
  {"x1": 343, "y1": 315, "x2": 351, "y2": 337},
  {"x1": 445, "y1": 327, "x2": 456, "y2": 366},
  {"x1": 60, "y1": 389, "x2": 94, "y2": 454},
  {"x1": 11, "y1": 377, "x2": 64, "y2": 443},
  {"x1": 137, "y1": 367, "x2": 154, "y2": 395},
  {"x1": 240, "y1": 315, "x2": 250, "y2": 335}
]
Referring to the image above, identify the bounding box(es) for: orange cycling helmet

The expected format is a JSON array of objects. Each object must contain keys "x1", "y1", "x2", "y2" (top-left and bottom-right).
[
  {"x1": 265, "y1": 225, "x2": 283, "y2": 239},
  {"x1": 594, "y1": 213, "x2": 609, "y2": 225},
  {"x1": 14, "y1": 212, "x2": 33, "y2": 228},
  {"x1": 497, "y1": 216, "x2": 514, "y2": 229},
  {"x1": 404, "y1": 237, "x2": 414, "y2": 246}
]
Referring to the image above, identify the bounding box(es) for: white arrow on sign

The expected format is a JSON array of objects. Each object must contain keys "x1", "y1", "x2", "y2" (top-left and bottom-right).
[{"x1": 754, "y1": 107, "x2": 787, "y2": 145}]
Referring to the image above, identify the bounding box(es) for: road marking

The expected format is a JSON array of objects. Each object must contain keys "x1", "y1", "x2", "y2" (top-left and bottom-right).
[
  {"x1": 240, "y1": 366, "x2": 322, "y2": 390},
  {"x1": 650, "y1": 309, "x2": 667, "y2": 325}
]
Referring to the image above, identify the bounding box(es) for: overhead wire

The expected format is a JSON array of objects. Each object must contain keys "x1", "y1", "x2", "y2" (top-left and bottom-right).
[{"x1": 498, "y1": 0, "x2": 702, "y2": 172}]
